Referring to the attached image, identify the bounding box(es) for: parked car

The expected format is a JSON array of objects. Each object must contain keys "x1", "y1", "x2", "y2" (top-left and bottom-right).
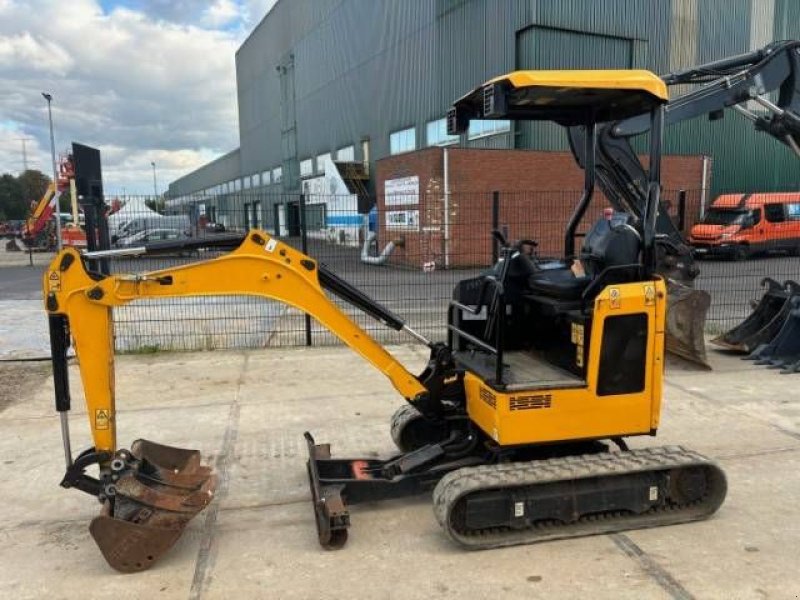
[
  {"x1": 689, "y1": 192, "x2": 800, "y2": 259},
  {"x1": 117, "y1": 228, "x2": 189, "y2": 248},
  {"x1": 112, "y1": 215, "x2": 191, "y2": 244}
]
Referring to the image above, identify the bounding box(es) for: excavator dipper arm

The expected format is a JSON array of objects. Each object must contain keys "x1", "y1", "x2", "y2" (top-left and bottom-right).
[
  {"x1": 567, "y1": 40, "x2": 800, "y2": 365},
  {"x1": 570, "y1": 39, "x2": 800, "y2": 254},
  {"x1": 43, "y1": 231, "x2": 434, "y2": 572}
]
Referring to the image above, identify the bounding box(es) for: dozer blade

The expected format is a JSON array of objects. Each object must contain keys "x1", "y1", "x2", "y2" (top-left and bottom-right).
[
  {"x1": 665, "y1": 281, "x2": 711, "y2": 368},
  {"x1": 90, "y1": 440, "x2": 217, "y2": 573},
  {"x1": 711, "y1": 279, "x2": 798, "y2": 353}
]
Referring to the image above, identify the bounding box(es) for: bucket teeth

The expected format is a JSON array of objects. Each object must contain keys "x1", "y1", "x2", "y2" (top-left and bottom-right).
[{"x1": 90, "y1": 440, "x2": 217, "y2": 573}]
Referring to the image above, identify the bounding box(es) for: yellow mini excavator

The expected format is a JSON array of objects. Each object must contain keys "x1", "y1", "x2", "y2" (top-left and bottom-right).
[{"x1": 43, "y1": 68, "x2": 749, "y2": 572}]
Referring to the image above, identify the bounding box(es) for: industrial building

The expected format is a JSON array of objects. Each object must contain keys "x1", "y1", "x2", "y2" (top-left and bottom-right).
[{"x1": 166, "y1": 0, "x2": 800, "y2": 235}]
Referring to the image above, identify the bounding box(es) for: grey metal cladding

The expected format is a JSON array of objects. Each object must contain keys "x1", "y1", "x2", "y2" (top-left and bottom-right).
[{"x1": 169, "y1": 0, "x2": 800, "y2": 197}]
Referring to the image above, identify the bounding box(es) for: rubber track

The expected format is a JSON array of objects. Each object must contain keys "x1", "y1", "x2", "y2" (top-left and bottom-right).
[{"x1": 432, "y1": 445, "x2": 727, "y2": 549}]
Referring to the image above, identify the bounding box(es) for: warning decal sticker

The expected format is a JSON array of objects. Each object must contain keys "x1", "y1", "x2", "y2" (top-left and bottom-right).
[{"x1": 95, "y1": 409, "x2": 110, "y2": 430}]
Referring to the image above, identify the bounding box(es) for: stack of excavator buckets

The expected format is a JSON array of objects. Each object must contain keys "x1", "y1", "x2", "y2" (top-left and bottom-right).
[{"x1": 711, "y1": 278, "x2": 800, "y2": 374}]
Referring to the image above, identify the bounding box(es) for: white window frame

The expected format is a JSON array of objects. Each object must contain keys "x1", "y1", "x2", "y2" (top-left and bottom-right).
[
  {"x1": 389, "y1": 126, "x2": 417, "y2": 155},
  {"x1": 316, "y1": 152, "x2": 331, "y2": 173},
  {"x1": 468, "y1": 119, "x2": 511, "y2": 140},
  {"x1": 426, "y1": 118, "x2": 459, "y2": 146},
  {"x1": 299, "y1": 158, "x2": 313, "y2": 177},
  {"x1": 336, "y1": 145, "x2": 355, "y2": 161}
]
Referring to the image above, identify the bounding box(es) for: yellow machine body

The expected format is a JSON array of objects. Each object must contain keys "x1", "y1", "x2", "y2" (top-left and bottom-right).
[{"x1": 465, "y1": 279, "x2": 666, "y2": 447}]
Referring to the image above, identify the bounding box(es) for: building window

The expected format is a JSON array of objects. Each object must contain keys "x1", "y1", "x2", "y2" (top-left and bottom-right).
[
  {"x1": 243, "y1": 176, "x2": 251, "y2": 190},
  {"x1": 251, "y1": 174, "x2": 259, "y2": 188},
  {"x1": 426, "y1": 118, "x2": 459, "y2": 146},
  {"x1": 272, "y1": 167, "x2": 282, "y2": 183},
  {"x1": 300, "y1": 158, "x2": 313, "y2": 177},
  {"x1": 261, "y1": 170, "x2": 271, "y2": 186},
  {"x1": 316, "y1": 153, "x2": 331, "y2": 173},
  {"x1": 336, "y1": 145, "x2": 354, "y2": 161},
  {"x1": 233, "y1": 179, "x2": 241, "y2": 192},
  {"x1": 468, "y1": 119, "x2": 511, "y2": 140},
  {"x1": 390, "y1": 126, "x2": 416, "y2": 155},
  {"x1": 252, "y1": 201, "x2": 261, "y2": 228}
]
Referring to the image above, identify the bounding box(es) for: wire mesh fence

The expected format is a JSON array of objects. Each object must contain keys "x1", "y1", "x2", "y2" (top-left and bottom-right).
[{"x1": 103, "y1": 189, "x2": 799, "y2": 352}]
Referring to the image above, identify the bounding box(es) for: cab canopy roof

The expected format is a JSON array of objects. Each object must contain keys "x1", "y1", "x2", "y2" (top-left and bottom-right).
[{"x1": 448, "y1": 69, "x2": 668, "y2": 131}]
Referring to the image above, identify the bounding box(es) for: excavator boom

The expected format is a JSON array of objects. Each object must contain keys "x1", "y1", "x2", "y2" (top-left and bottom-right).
[{"x1": 44, "y1": 231, "x2": 437, "y2": 571}]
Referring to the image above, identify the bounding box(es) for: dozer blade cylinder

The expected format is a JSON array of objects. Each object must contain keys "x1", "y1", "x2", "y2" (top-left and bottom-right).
[{"x1": 665, "y1": 282, "x2": 711, "y2": 368}]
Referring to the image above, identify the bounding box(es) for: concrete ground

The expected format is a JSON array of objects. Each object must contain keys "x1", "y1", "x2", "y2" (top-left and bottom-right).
[{"x1": 0, "y1": 345, "x2": 797, "y2": 600}]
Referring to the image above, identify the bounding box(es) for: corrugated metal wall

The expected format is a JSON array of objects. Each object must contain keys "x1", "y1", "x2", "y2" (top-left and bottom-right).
[{"x1": 168, "y1": 0, "x2": 800, "y2": 201}]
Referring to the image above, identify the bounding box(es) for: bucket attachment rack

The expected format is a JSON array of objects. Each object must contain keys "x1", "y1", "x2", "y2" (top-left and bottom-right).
[{"x1": 711, "y1": 279, "x2": 800, "y2": 374}]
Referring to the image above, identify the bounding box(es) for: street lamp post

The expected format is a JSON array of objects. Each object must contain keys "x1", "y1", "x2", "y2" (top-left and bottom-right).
[
  {"x1": 42, "y1": 92, "x2": 62, "y2": 251},
  {"x1": 151, "y1": 161, "x2": 158, "y2": 200}
]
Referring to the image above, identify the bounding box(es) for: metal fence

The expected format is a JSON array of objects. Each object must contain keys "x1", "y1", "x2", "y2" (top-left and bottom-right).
[{"x1": 103, "y1": 189, "x2": 799, "y2": 352}]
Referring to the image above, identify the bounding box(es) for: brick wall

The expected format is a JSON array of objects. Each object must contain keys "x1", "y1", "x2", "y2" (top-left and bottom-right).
[{"x1": 376, "y1": 147, "x2": 710, "y2": 268}]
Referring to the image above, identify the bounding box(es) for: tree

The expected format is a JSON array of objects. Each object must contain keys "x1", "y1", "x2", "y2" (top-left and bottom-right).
[
  {"x1": 0, "y1": 170, "x2": 52, "y2": 221},
  {"x1": 18, "y1": 169, "x2": 51, "y2": 205},
  {"x1": 145, "y1": 197, "x2": 165, "y2": 214},
  {"x1": 0, "y1": 174, "x2": 27, "y2": 220}
]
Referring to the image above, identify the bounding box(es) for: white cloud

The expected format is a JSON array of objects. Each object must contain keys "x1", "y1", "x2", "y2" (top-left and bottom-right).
[
  {"x1": 0, "y1": 0, "x2": 276, "y2": 194},
  {"x1": 202, "y1": 0, "x2": 240, "y2": 28}
]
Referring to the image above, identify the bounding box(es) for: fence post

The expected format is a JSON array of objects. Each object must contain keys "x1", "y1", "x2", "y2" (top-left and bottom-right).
[
  {"x1": 299, "y1": 192, "x2": 312, "y2": 346},
  {"x1": 492, "y1": 191, "x2": 500, "y2": 264},
  {"x1": 677, "y1": 189, "x2": 687, "y2": 232}
]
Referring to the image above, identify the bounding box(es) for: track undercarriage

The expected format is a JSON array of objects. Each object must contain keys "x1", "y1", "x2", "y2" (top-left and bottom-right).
[{"x1": 306, "y1": 407, "x2": 727, "y2": 551}]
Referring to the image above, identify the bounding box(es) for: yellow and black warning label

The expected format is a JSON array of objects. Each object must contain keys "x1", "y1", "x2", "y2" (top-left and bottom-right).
[
  {"x1": 570, "y1": 322, "x2": 584, "y2": 345},
  {"x1": 94, "y1": 409, "x2": 111, "y2": 430},
  {"x1": 48, "y1": 271, "x2": 61, "y2": 292},
  {"x1": 609, "y1": 287, "x2": 621, "y2": 309},
  {"x1": 644, "y1": 284, "x2": 656, "y2": 306}
]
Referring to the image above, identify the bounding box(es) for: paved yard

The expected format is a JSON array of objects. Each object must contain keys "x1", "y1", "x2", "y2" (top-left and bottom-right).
[{"x1": 0, "y1": 345, "x2": 798, "y2": 599}]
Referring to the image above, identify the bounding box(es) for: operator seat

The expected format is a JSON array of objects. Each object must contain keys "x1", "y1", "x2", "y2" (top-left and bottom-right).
[{"x1": 527, "y1": 213, "x2": 642, "y2": 301}]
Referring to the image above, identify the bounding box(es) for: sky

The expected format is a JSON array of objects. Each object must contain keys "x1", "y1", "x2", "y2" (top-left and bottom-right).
[{"x1": 0, "y1": 0, "x2": 277, "y2": 195}]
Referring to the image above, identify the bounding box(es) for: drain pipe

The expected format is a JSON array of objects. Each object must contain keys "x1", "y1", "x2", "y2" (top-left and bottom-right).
[
  {"x1": 361, "y1": 231, "x2": 400, "y2": 265},
  {"x1": 443, "y1": 147, "x2": 450, "y2": 269},
  {"x1": 699, "y1": 155, "x2": 709, "y2": 220}
]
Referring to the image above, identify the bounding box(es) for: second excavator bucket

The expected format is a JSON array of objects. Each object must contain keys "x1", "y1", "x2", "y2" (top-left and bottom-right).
[
  {"x1": 90, "y1": 439, "x2": 217, "y2": 573},
  {"x1": 746, "y1": 295, "x2": 800, "y2": 374},
  {"x1": 665, "y1": 281, "x2": 711, "y2": 368},
  {"x1": 711, "y1": 279, "x2": 799, "y2": 353}
]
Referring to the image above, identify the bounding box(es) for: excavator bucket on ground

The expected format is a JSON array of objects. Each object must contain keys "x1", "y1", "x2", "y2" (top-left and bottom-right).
[
  {"x1": 665, "y1": 281, "x2": 711, "y2": 368},
  {"x1": 89, "y1": 440, "x2": 217, "y2": 573},
  {"x1": 745, "y1": 295, "x2": 800, "y2": 374},
  {"x1": 711, "y1": 279, "x2": 799, "y2": 354}
]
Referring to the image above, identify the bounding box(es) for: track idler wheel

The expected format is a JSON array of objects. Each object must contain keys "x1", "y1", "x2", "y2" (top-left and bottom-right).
[{"x1": 89, "y1": 439, "x2": 217, "y2": 573}]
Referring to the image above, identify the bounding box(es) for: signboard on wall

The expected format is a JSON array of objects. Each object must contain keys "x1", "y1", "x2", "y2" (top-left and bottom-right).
[
  {"x1": 386, "y1": 209, "x2": 419, "y2": 231},
  {"x1": 385, "y1": 176, "x2": 419, "y2": 206}
]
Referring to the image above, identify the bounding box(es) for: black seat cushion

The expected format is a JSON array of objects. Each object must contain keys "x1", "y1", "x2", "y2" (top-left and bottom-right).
[{"x1": 528, "y1": 267, "x2": 591, "y2": 301}]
